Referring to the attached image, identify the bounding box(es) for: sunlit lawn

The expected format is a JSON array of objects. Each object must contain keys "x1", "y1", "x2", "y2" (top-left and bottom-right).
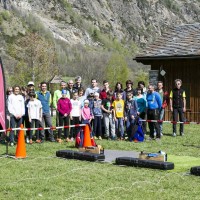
[{"x1": 0, "y1": 123, "x2": 200, "y2": 200}]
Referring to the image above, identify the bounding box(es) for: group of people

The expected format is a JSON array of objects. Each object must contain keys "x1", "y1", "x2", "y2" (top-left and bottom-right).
[{"x1": 5, "y1": 76, "x2": 186, "y2": 146}]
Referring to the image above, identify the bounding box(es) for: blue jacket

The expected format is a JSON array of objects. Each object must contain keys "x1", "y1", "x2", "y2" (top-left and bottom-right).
[
  {"x1": 125, "y1": 99, "x2": 138, "y2": 117},
  {"x1": 146, "y1": 91, "x2": 162, "y2": 109}
]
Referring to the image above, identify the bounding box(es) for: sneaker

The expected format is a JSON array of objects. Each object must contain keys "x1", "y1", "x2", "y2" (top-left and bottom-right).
[
  {"x1": 94, "y1": 136, "x2": 98, "y2": 140},
  {"x1": 66, "y1": 138, "x2": 70, "y2": 142},
  {"x1": 57, "y1": 138, "x2": 62, "y2": 143},
  {"x1": 98, "y1": 136, "x2": 102, "y2": 140},
  {"x1": 29, "y1": 139, "x2": 33, "y2": 144},
  {"x1": 26, "y1": 137, "x2": 30, "y2": 144},
  {"x1": 172, "y1": 133, "x2": 176, "y2": 137},
  {"x1": 147, "y1": 137, "x2": 153, "y2": 141},
  {"x1": 36, "y1": 139, "x2": 41, "y2": 143},
  {"x1": 10, "y1": 142, "x2": 14, "y2": 146},
  {"x1": 70, "y1": 137, "x2": 74, "y2": 142},
  {"x1": 50, "y1": 137, "x2": 56, "y2": 142},
  {"x1": 180, "y1": 132, "x2": 184, "y2": 136},
  {"x1": 160, "y1": 133, "x2": 163, "y2": 137}
]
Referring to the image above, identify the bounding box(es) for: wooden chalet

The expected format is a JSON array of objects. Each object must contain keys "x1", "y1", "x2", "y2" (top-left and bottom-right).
[{"x1": 135, "y1": 23, "x2": 200, "y2": 122}]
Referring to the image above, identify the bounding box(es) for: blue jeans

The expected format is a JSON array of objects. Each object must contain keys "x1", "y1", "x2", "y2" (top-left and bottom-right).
[
  {"x1": 159, "y1": 108, "x2": 165, "y2": 133},
  {"x1": 115, "y1": 118, "x2": 124, "y2": 138},
  {"x1": 9, "y1": 116, "x2": 22, "y2": 143},
  {"x1": 93, "y1": 116, "x2": 102, "y2": 137},
  {"x1": 126, "y1": 117, "x2": 135, "y2": 138}
]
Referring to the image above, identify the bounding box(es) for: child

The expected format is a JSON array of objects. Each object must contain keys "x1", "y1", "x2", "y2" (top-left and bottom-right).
[
  {"x1": 92, "y1": 92, "x2": 102, "y2": 140},
  {"x1": 81, "y1": 99, "x2": 93, "y2": 125},
  {"x1": 112, "y1": 92, "x2": 125, "y2": 140},
  {"x1": 70, "y1": 92, "x2": 82, "y2": 141},
  {"x1": 125, "y1": 92, "x2": 138, "y2": 139},
  {"x1": 27, "y1": 92, "x2": 43, "y2": 144},
  {"x1": 57, "y1": 89, "x2": 72, "y2": 143},
  {"x1": 101, "y1": 91, "x2": 116, "y2": 140}
]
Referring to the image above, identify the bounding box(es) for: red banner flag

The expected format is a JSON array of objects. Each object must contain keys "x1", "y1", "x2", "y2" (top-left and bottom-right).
[{"x1": 0, "y1": 58, "x2": 6, "y2": 130}]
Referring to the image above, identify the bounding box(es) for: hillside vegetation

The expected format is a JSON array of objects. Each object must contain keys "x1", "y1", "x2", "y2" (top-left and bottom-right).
[{"x1": 0, "y1": 0, "x2": 200, "y2": 87}]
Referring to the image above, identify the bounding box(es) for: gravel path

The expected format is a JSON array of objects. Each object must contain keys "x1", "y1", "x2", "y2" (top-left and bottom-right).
[{"x1": 104, "y1": 150, "x2": 139, "y2": 163}]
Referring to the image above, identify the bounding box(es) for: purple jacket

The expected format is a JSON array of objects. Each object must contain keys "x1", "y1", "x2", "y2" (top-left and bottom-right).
[{"x1": 57, "y1": 98, "x2": 72, "y2": 116}]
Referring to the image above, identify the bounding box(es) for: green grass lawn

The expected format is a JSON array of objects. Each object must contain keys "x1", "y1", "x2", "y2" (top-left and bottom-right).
[{"x1": 0, "y1": 123, "x2": 200, "y2": 200}]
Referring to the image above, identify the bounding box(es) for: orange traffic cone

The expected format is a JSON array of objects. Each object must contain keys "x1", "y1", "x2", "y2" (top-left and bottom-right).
[
  {"x1": 15, "y1": 124, "x2": 26, "y2": 158},
  {"x1": 83, "y1": 124, "x2": 92, "y2": 147}
]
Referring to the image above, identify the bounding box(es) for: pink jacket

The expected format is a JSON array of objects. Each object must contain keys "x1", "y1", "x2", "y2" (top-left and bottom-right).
[
  {"x1": 57, "y1": 98, "x2": 72, "y2": 116},
  {"x1": 81, "y1": 107, "x2": 92, "y2": 120}
]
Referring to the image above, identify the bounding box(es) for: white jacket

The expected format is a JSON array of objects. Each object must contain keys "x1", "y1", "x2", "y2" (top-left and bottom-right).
[{"x1": 8, "y1": 94, "x2": 25, "y2": 117}]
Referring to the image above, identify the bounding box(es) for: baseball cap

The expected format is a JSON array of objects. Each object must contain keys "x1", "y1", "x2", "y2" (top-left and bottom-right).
[
  {"x1": 27, "y1": 81, "x2": 34, "y2": 86},
  {"x1": 62, "y1": 89, "x2": 67, "y2": 95}
]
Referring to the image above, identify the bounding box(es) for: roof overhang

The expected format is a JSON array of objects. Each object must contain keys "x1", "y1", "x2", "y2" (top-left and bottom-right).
[{"x1": 134, "y1": 55, "x2": 200, "y2": 63}]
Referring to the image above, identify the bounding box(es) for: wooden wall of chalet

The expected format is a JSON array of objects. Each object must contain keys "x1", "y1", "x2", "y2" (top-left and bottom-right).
[{"x1": 149, "y1": 59, "x2": 200, "y2": 122}]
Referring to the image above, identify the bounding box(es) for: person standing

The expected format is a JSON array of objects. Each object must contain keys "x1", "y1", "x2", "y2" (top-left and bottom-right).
[
  {"x1": 146, "y1": 84, "x2": 162, "y2": 140},
  {"x1": 124, "y1": 80, "x2": 137, "y2": 100},
  {"x1": 7, "y1": 86, "x2": 25, "y2": 146},
  {"x1": 53, "y1": 81, "x2": 69, "y2": 128},
  {"x1": 133, "y1": 88, "x2": 147, "y2": 134},
  {"x1": 156, "y1": 81, "x2": 169, "y2": 136},
  {"x1": 36, "y1": 82, "x2": 55, "y2": 142},
  {"x1": 112, "y1": 92, "x2": 125, "y2": 140},
  {"x1": 100, "y1": 80, "x2": 112, "y2": 100},
  {"x1": 84, "y1": 79, "x2": 100, "y2": 98},
  {"x1": 70, "y1": 92, "x2": 81, "y2": 141},
  {"x1": 57, "y1": 89, "x2": 72, "y2": 143},
  {"x1": 170, "y1": 79, "x2": 186, "y2": 137},
  {"x1": 73, "y1": 76, "x2": 83, "y2": 91},
  {"x1": 92, "y1": 92, "x2": 102, "y2": 140},
  {"x1": 27, "y1": 92, "x2": 43, "y2": 144},
  {"x1": 114, "y1": 82, "x2": 125, "y2": 100},
  {"x1": 67, "y1": 80, "x2": 77, "y2": 99},
  {"x1": 124, "y1": 92, "x2": 138, "y2": 139},
  {"x1": 101, "y1": 91, "x2": 116, "y2": 140}
]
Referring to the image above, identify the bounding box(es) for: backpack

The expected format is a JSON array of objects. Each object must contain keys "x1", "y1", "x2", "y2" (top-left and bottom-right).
[{"x1": 130, "y1": 117, "x2": 145, "y2": 142}]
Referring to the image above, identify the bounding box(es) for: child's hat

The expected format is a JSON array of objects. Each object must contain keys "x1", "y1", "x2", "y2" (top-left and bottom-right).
[
  {"x1": 84, "y1": 99, "x2": 89, "y2": 104},
  {"x1": 62, "y1": 89, "x2": 67, "y2": 94}
]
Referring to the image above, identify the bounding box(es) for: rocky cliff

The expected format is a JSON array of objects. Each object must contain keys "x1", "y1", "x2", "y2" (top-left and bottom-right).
[{"x1": 0, "y1": 0, "x2": 200, "y2": 85}]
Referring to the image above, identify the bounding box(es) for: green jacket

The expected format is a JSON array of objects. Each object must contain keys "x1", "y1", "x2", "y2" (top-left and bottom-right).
[{"x1": 53, "y1": 89, "x2": 70, "y2": 109}]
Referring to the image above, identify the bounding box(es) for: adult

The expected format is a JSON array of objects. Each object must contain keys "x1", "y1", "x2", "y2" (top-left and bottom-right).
[
  {"x1": 53, "y1": 81, "x2": 70, "y2": 127},
  {"x1": 133, "y1": 87, "x2": 147, "y2": 134},
  {"x1": 36, "y1": 81, "x2": 55, "y2": 142},
  {"x1": 146, "y1": 84, "x2": 162, "y2": 140},
  {"x1": 84, "y1": 79, "x2": 100, "y2": 98},
  {"x1": 100, "y1": 80, "x2": 112, "y2": 100},
  {"x1": 124, "y1": 80, "x2": 137, "y2": 100},
  {"x1": 73, "y1": 76, "x2": 83, "y2": 90},
  {"x1": 170, "y1": 79, "x2": 186, "y2": 137},
  {"x1": 7, "y1": 86, "x2": 25, "y2": 146},
  {"x1": 156, "y1": 81, "x2": 169, "y2": 136},
  {"x1": 5, "y1": 87, "x2": 13, "y2": 128},
  {"x1": 137, "y1": 81, "x2": 147, "y2": 96},
  {"x1": 27, "y1": 81, "x2": 35, "y2": 93},
  {"x1": 114, "y1": 82, "x2": 125, "y2": 100},
  {"x1": 67, "y1": 80, "x2": 77, "y2": 99}
]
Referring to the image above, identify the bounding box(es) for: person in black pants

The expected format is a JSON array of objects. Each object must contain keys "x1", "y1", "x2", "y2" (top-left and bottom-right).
[
  {"x1": 170, "y1": 79, "x2": 186, "y2": 137},
  {"x1": 146, "y1": 84, "x2": 162, "y2": 140}
]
